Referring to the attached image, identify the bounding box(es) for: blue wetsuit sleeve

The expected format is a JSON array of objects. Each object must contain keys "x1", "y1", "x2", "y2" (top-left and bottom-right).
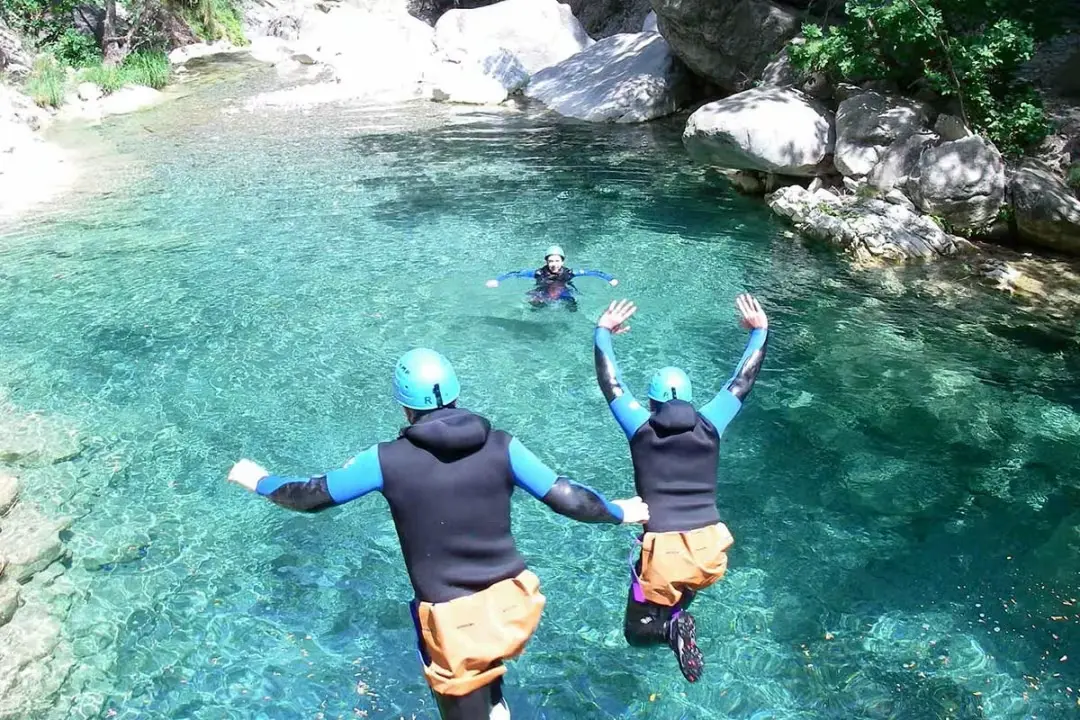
[
  {"x1": 594, "y1": 327, "x2": 649, "y2": 440},
  {"x1": 255, "y1": 445, "x2": 383, "y2": 512},
  {"x1": 572, "y1": 268, "x2": 615, "y2": 282},
  {"x1": 508, "y1": 438, "x2": 623, "y2": 523},
  {"x1": 495, "y1": 269, "x2": 538, "y2": 282},
  {"x1": 699, "y1": 327, "x2": 769, "y2": 435}
]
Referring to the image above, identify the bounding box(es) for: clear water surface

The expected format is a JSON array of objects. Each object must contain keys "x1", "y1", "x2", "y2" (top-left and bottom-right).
[{"x1": 1, "y1": 61, "x2": 1079, "y2": 720}]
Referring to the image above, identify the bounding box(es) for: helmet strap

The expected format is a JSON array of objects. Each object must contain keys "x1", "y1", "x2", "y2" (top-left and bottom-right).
[{"x1": 433, "y1": 383, "x2": 444, "y2": 408}]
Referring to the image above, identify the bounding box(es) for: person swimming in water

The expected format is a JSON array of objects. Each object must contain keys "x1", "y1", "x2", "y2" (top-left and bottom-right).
[
  {"x1": 226, "y1": 348, "x2": 649, "y2": 720},
  {"x1": 592, "y1": 294, "x2": 768, "y2": 684},
  {"x1": 485, "y1": 245, "x2": 618, "y2": 312}
]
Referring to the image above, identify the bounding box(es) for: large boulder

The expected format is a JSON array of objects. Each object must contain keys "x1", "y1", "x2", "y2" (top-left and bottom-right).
[
  {"x1": 683, "y1": 86, "x2": 835, "y2": 176},
  {"x1": 768, "y1": 185, "x2": 974, "y2": 263},
  {"x1": 1010, "y1": 158, "x2": 1080, "y2": 256},
  {"x1": 835, "y1": 91, "x2": 932, "y2": 178},
  {"x1": 427, "y1": 47, "x2": 529, "y2": 105},
  {"x1": 524, "y1": 32, "x2": 690, "y2": 123},
  {"x1": 867, "y1": 131, "x2": 937, "y2": 194},
  {"x1": 291, "y1": 3, "x2": 437, "y2": 100},
  {"x1": 0, "y1": 504, "x2": 70, "y2": 584},
  {"x1": 651, "y1": 0, "x2": 801, "y2": 94},
  {"x1": 564, "y1": 0, "x2": 653, "y2": 38},
  {"x1": 905, "y1": 134, "x2": 1006, "y2": 231},
  {"x1": 0, "y1": 16, "x2": 31, "y2": 78},
  {"x1": 433, "y1": 0, "x2": 593, "y2": 76}
]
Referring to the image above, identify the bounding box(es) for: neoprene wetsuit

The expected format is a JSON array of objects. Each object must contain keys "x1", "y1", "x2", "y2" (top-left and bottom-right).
[
  {"x1": 495, "y1": 266, "x2": 615, "y2": 311},
  {"x1": 256, "y1": 406, "x2": 626, "y2": 720},
  {"x1": 592, "y1": 325, "x2": 767, "y2": 650}
]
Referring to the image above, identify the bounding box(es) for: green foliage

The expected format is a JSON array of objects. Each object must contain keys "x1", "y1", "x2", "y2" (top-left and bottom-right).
[
  {"x1": 789, "y1": 0, "x2": 1064, "y2": 157},
  {"x1": 51, "y1": 27, "x2": 100, "y2": 67},
  {"x1": 24, "y1": 54, "x2": 67, "y2": 108},
  {"x1": 80, "y1": 50, "x2": 171, "y2": 92},
  {"x1": 178, "y1": 0, "x2": 247, "y2": 46},
  {"x1": 0, "y1": 0, "x2": 81, "y2": 47},
  {"x1": 1067, "y1": 164, "x2": 1080, "y2": 191}
]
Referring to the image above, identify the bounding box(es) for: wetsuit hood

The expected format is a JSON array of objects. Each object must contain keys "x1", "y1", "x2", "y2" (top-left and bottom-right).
[
  {"x1": 401, "y1": 407, "x2": 491, "y2": 459},
  {"x1": 649, "y1": 399, "x2": 699, "y2": 434}
]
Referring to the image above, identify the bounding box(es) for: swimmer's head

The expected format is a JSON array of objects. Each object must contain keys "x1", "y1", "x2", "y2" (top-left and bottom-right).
[
  {"x1": 544, "y1": 245, "x2": 565, "y2": 272},
  {"x1": 647, "y1": 367, "x2": 692, "y2": 407},
  {"x1": 393, "y1": 347, "x2": 460, "y2": 422}
]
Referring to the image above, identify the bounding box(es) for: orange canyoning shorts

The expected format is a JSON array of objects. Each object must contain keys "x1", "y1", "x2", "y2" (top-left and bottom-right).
[
  {"x1": 637, "y1": 522, "x2": 735, "y2": 607},
  {"x1": 413, "y1": 569, "x2": 546, "y2": 697}
]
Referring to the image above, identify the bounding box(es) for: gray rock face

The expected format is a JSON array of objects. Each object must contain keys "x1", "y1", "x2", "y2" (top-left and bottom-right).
[
  {"x1": 0, "y1": 17, "x2": 31, "y2": 78},
  {"x1": 683, "y1": 86, "x2": 835, "y2": 176},
  {"x1": 867, "y1": 131, "x2": 937, "y2": 193},
  {"x1": 651, "y1": 0, "x2": 801, "y2": 93},
  {"x1": 905, "y1": 134, "x2": 1006, "y2": 231},
  {"x1": 565, "y1": 0, "x2": 653, "y2": 37},
  {"x1": 834, "y1": 91, "x2": 931, "y2": 178},
  {"x1": 429, "y1": 47, "x2": 529, "y2": 105},
  {"x1": 1011, "y1": 158, "x2": 1080, "y2": 256},
  {"x1": 525, "y1": 32, "x2": 690, "y2": 123},
  {"x1": 768, "y1": 185, "x2": 975, "y2": 262}
]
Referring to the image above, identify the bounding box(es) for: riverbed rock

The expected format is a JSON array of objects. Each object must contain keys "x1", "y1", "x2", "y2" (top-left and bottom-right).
[
  {"x1": 524, "y1": 32, "x2": 690, "y2": 123},
  {"x1": 433, "y1": 0, "x2": 593, "y2": 76},
  {"x1": 905, "y1": 134, "x2": 1006, "y2": 231},
  {"x1": 642, "y1": 10, "x2": 658, "y2": 32},
  {"x1": 168, "y1": 40, "x2": 237, "y2": 64},
  {"x1": 835, "y1": 91, "x2": 932, "y2": 178},
  {"x1": 0, "y1": 582, "x2": 18, "y2": 628},
  {"x1": 0, "y1": 404, "x2": 81, "y2": 468},
  {"x1": 0, "y1": 475, "x2": 17, "y2": 516},
  {"x1": 768, "y1": 184, "x2": 974, "y2": 262},
  {"x1": 0, "y1": 16, "x2": 31, "y2": 78},
  {"x1": 683, "y1": 86, "x2": 835, "y2": 176},
  {"x1": 76, "y1": 82, "x2": 103, "y2": 103},
  {"x1": 0, "y1": 504, "x2": 70, "y2": 583},
  {"x1": 0, "y1": 605, "x2": 69, "y2": 720},
  {"x1": 1033, "y1": 511, "x2": 1080, "y2": 585},
  {"x1": 651, "y1": 0, "x2": 801, "y2": 94},
  {"x1": 427, "y1": 47, "x2": 528, "y2": 104},
  {"x1": 1010, "y1": 158, "x2": 1080, "y2": 256}
]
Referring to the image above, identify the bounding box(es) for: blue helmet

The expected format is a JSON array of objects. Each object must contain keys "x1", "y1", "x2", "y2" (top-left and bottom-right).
[
  {"x1": 647, "y1": 366, "x2": 692, "y2": 403},
  {"x1": 392, "y1": 348, "x2": 461, "y2": 410}
]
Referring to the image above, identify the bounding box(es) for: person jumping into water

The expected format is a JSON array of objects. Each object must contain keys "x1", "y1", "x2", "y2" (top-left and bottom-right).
[
  {"x1": 227, "y1": 348, "x2": 648, "y2": 720},
  {"x1": 485, "y1": 245, "x2": 618, "y2": 311},
  {"x1": 592, "y1": 294, "x2": 768, "y2": 683}
]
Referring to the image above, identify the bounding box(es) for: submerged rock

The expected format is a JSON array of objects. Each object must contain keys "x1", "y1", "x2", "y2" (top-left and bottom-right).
[
  {"x1": 0, "y1": 475, "x2": 17, "y2": 516},
  {"x1": 768, "y1": 185, "x2": 974, "y2": 263},
  {"x1": 683, "y1": 87, "x2": 835, "y2": 176},
  {"x1": 0, "y1": 405, "x2": 81, "y2": 468},
  {"x1": 0, "y1": 503, "x2": 70, "y2": 583},
  {"x1": 525, "y1": 32, "x2": 690, "y2": 123},
  {"x1": 0, "y1": 581, "x2": 18, "y2": 628}
]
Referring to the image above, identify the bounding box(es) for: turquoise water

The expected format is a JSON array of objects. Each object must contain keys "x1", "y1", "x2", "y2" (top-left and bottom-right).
[{"x1": 1, "y1": 64, "x2": 1079, "y2": 719}]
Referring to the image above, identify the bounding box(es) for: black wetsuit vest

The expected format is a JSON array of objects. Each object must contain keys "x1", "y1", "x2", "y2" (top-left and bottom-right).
[
  {"x1": 628, "y1": 400, "x2": 721, "y2": 534},
  {"x1": 378, "y1": 407, "x2": 527, "y2": 604},
  {"x1": 535, "y1": 266, "x2": 574, "y2": 287}
]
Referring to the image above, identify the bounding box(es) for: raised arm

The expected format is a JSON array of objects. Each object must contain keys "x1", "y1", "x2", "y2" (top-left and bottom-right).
[
  {"x1": 227, "y1": 446, "x2": 384, "y2": 513},
  {"x1": 700, "y1": 294, "x2": 769, "y2": 435},
  {"x1": 486, "y1": 269, "x2": 538, "y2": 287},
  {"x1": 572, "y1": 268, "x2": 618, "y2": 285},
  {"x1": 595, "y1": 300, "x2": 649, "y2": 439},
  {"x1": 507, "y1": 437, "x2": 647, "y2": 525}
]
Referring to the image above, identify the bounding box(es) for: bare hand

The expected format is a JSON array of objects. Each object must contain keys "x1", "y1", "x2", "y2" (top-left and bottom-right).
[
  {"x1": 597, "y1": 299, "x2": 636, "y2": 335},
  {"x1": 613, "y1": 496, "x2": 649, "y2": 525},
  {"x1": 735, "y1": 293, "x2": 768, "y2": 330},
  {"x1": 227, "y1": 458, "x2": 270, "y2": 492},
  {"x1": 609, "y1": 278, "x2": 619, "y2": 287},
  {"x1": 485, "y1": 279, "x2": 499, "y2": 288}
]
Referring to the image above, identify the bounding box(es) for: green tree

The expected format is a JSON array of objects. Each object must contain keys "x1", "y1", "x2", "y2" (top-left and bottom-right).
[{"x1": 789, "y1": 0, "x2": 1066, "y2": 156}]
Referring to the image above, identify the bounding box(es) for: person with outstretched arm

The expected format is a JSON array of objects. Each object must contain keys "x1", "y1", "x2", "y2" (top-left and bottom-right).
[
  {"x1": 227, "y1": 348, "x2": 648, "y2": 720},
  {"x1": 591, "y1": 294, "x2": 768, "y2": 684},
  {"x1": 485, "y1": 245, "x2": 618, "y2": 311}
]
